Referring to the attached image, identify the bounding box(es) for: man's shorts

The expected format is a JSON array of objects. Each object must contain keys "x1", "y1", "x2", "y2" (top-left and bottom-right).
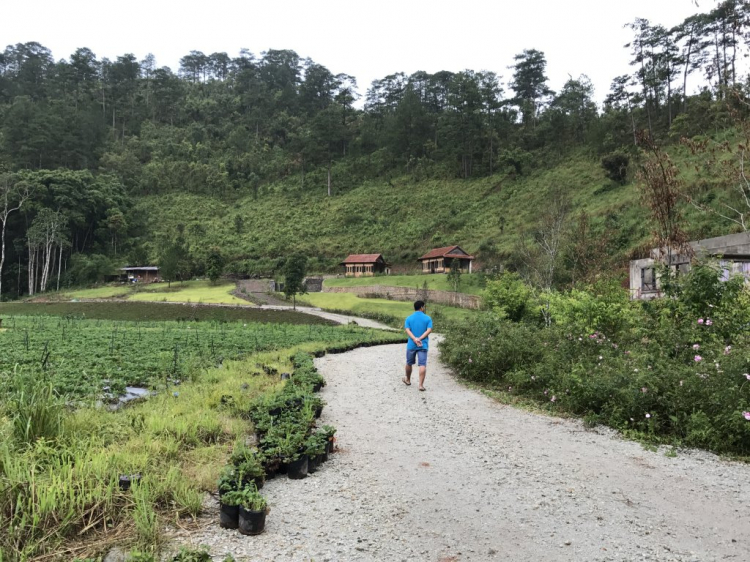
[{"x1": 406, "y1": 348, "x2": 428, "y2": 367}]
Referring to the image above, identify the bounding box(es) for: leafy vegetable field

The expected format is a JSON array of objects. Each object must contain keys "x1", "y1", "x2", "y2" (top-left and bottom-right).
[
  {"x1": 0, "y1": 301, "x2": 324, "y2": 323},
  {"x1": 0, "y1": 313, "x2": 402, "y2": 561},
  {"x1": 0, "y1": 315, "x2": 397, "y2": 398}
]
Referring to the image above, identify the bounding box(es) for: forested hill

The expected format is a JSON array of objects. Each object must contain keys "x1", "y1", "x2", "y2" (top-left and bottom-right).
[{"x1": 1, "y1": 1, "x2": 749, "y2": 296}]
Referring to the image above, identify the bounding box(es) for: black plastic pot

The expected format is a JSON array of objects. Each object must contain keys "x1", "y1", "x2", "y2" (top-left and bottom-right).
[
  {"x1": 118, "y1": 473, "x2": 141, "y2": 491},
  {"x1": 321, "y1": 448, "x2": 329, "y2": 463},
  {"x1": 328, "y1": 440, "x2": 335, "y2": 454},
  {"x1": 238, "y1": 507, "x2": 266, "y2": 535},
  {"x1": 312, "y1": 382, "x2": 322, "y2": 393},
  {"x1": 242, "y1": 476, "x2": 264, "y2": 490},
  {"x1": 219, "y1": 503, "x2": 239, "y2": 529},
  {"x1": 281, "y1": 372, "x2": 291, "y2": 380},
  {"x1": 287, "y1": 454, "x2": 308, "y2": 479},
  {"x1": 268, "y1": 407, "x2": 282, "y2": 417},
  {"x1": 308, "y1": 454, "x2": 320, "y2": 473},
  {"x1": 314, "y1": 406, "x2": 323, "y2": 419}
]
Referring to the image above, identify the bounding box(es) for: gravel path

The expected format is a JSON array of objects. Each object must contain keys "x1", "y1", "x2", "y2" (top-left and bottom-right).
[{"x1": 175, "y1": 341, "x2": 750, "y2": 562}]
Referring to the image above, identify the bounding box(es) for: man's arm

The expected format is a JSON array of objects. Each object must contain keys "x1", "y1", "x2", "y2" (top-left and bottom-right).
[
  {"x1": 418, "y1": 327, "x2": 432, "y2": 341},
  {"x1": 405, "y1": 327, "x2": 423, "y2": 347}
]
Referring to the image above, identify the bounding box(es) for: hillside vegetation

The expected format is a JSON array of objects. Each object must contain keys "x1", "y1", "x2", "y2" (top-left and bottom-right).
[
  {"x1": 1, "y1": 2, "x2": 749, "y2": 296},
  {"x1": 139, "y1": 145, "x2": 732, "y2": 277}
]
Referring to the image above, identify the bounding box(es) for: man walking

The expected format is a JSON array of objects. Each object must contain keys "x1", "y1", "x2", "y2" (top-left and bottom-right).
[{"x1": 403, "y1": 300, "x2": 433, "y2": 391}]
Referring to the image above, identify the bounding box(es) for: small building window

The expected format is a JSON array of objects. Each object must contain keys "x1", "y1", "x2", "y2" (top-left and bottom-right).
[{"x1": 642, "y1": 267, "x2": 657, "y2": 292}]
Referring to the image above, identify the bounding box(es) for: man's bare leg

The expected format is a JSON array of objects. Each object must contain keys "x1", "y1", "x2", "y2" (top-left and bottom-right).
[
  {"x1": 403, "y1": 364, "x2": 412, "y2": 385},
  {"x1": 418, "y1": 366, "x2": 426, "y2": 390}
]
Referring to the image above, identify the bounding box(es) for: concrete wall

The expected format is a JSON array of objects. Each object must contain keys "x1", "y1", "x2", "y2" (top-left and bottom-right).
[{"x1": 323, "y1": 284, "x2": 481, "y2": 309}]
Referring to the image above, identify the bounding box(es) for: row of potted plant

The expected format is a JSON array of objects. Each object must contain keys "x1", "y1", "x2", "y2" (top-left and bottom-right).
[{"x1": 217, "y1": 352, "x2": 336, "y2": 535}]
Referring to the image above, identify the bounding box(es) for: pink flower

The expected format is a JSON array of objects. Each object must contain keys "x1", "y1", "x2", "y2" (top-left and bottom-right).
[
  {"x1": 744, "y1": 374, "x2": 750, "y2": 381},
  {"x1": 508, "y1": 386, "x2": 512, "y2": 391},
  {"x1": 679, "y1": 380, "x2": 684, "y2": 386},
  {"x1": 531, "y1": 376, "x2": 536, "y2": 381},
  {"x1": 550, "y1": 395, "x2": 556, "y2": 402},
  {"x1": 468, "y1": 358, "x2": 472, "y2": 363},
  {"x1": 645, "y1": 413, "x2": 651, "y2": 419},
  {"x1": 743, "y1": 412, "x2": 750, "y2": 421},
  {"x1": 724, "y1": 346, "x2": 732, "y2": 355},
  {"x1": 641, "y1": 387, "x2": 648, "y2": 393},
  {"x1": 692, "y1": 344, "x2": 700, "y2": 350},
  {"x1": 697, "y1": 318, "x2": 704, "y2": 325},
  {"x1": 694, "y1": 355, "x2": 703, "y2": 362},
  {"x1": 544, "y1": 390, "x2": 548, "y2": 395},
  {"x1": 706, "y1": 319, "x2": 713, "y2": 326}
]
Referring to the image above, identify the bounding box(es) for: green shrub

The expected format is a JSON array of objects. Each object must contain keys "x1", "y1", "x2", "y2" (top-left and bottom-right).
[
  {"x1": 482, "y1": 272, "x2": 533, "y2": 322},
  {"x1": 443, "y1": 264, "x2": 750, "y2": 455}
]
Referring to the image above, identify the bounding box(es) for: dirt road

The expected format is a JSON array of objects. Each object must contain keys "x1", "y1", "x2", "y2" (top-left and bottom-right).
[{"x1": 182, "y1": 341, "x2": 750, "y2": 561}]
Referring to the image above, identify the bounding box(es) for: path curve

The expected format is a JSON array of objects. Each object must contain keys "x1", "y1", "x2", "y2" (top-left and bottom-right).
[{"x1": 177, "y1": 342, "x2": 750, "y2": 562}]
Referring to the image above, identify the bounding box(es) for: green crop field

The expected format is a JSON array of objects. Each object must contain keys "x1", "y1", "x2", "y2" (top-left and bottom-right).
[
  {"x1": 0, "y1": 314, "x2": 387, "y2": 398},
  {"x1": 0, "y1": 301, "x2": 323, "y2": 324},
  {"x1": 324, "y1": 273, "x2": 486, "y2": 295},
  {"x1": 0, "y1": 312, "x2": 402, "y2": 560}
]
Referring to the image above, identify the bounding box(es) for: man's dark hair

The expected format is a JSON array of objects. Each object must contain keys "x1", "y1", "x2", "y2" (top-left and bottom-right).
[{"x1": 414, "y1": 300, "x2": 425, "y2": 311}]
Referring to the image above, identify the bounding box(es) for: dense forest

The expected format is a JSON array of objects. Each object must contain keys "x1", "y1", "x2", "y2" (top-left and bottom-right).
[{"x1": 1, "y1": 0, "x2": 750, "y2": 297}]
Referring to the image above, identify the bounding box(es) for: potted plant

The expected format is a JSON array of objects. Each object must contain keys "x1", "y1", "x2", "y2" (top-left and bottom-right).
[
  {"x1": 237, "y1": 485, "x2": 269, "y2": 536},
  {"x1": 217, "y1": 466, "x2": 239, "y2": 499},
  {"x1": 278, "y1": 430, "x2": 307, "y2": 479},
  {"x1": 322, "y1": 425, "x2": 337, "y2": 454},
  {"x1": 231, "y1": 445, "x2": 266, "y2": 490},
  {"x1": 219, "y1": 489, "x2": 243, "y2": 529},
  {"x1": 304, "y1": 433, "x2": 327, "y2": 472}
]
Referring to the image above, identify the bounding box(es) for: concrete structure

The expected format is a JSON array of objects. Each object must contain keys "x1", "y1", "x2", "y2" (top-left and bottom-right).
[
  {"x1": 629, "y1": 232, "x2": 750, "y2": 299},
  {"x1": 323, "y1": 284, "x2": 481, "y2": 309},
  {"x1": 121, "y1": 266, "x2": 160, "y2": 283},
  {"x1": 419, "y1": 246, "x2": 474, "y2": 274},
  {"x1": 341, "y1": 254, "x2": 390, "y2": 277}
]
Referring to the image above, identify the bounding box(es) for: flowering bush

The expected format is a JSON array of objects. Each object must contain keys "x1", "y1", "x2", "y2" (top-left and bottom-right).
[{"x1": 443, "y1": 263, "x2": 750, "y2": 455}]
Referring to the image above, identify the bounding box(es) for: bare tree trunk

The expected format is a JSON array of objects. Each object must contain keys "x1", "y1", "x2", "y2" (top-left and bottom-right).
[
  {"x1": 682, "y1": 30, "x2": 694, "y2": 112},
  {"x1": 0, "y1": 180, "x2": 30, "y2": 298},
  {"x1": 327, "y1": 159, "x2": 332, "y2": 197},
  {"x1": 57, "y1": 244, "x2": 63, "y2": 291}
]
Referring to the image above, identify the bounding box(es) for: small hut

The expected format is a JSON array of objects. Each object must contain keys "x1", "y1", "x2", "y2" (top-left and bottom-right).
[
  {"x1": 340, "y1": 254, "x2": 390, "y2": 277},
  {"x1": 121, "y1": 266, "x2": 160, "y2": 283},
  {"x1": 418, "y1": 246, "x2": 474, "y2": 274}
]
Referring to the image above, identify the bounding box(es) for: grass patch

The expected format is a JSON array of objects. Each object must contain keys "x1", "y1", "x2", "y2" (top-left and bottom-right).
[
  {"x1": 324, "y1": 273, "x2": 486, "y2": 295},
  {"x1": 297, "y1": 292, "x2": 474, "y2": 326},
  {"x1": 127, "y1": 280, "x2": 245, "y2": 305},
  {"x1": 0, "y1": 315, "x2": 402, "y2": 560},
  {"x1": 0, "y1": 301, "x2": 327, "y2": 324},
  {"x1": 59, "y1": 285, "x2": 134, "y2": 299}
]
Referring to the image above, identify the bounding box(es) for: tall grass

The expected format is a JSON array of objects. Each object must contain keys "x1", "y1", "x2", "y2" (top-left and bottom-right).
[
  {"x1": 8, "y1": 374, "x2": 65, "y2": 445},
  {"x1": 0, "y1": 327, "x2": 402, "y2": 560}
]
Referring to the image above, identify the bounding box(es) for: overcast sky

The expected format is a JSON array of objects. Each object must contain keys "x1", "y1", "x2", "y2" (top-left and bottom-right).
[{"x1": 3, "y1": 0, "x2": 707, "y2": 104}]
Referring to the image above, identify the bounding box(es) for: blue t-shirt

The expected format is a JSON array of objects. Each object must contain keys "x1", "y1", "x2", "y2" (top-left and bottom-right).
[{"x1": 405, "y1": 311, "x2": 433, "y2": 350}]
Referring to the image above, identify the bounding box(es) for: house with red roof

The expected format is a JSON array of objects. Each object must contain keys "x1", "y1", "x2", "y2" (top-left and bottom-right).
[
  {"x1": 340, "y1": 254, "x2": 390, "y2": 277},
  {"x1": 418, "y1": 246, "x2": 474, "y2": 274}
]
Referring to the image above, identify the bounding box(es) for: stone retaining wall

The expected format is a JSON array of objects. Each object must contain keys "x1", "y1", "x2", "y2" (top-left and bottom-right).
[{"x1": 322, "y1": 285, "x2": 481, "y2": 309}]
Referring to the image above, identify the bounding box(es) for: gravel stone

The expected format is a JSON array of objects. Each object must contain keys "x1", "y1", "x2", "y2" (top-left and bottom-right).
[{"x1": 170, "y1": 339, "x2": 750, "y2": 561}]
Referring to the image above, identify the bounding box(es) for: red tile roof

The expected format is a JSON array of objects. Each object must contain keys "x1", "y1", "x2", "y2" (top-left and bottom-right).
[
  {"x1": 418, "y1": 246, "x2": 475, "y2": 260},
  {"x1": 340, "y1": 254, "x2": 385, "y2": 264}
]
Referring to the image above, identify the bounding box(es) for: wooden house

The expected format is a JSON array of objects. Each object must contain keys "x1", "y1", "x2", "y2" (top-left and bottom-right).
[
  {"x1": 121, "y1": 266, "x2": 160, "y2": 283},
  {"x1": 341, "y1": 254, "x2": 390, "y2": 277},
  {"x1": 418, "y1": 246, "x2": 474, "y2": 274}
]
